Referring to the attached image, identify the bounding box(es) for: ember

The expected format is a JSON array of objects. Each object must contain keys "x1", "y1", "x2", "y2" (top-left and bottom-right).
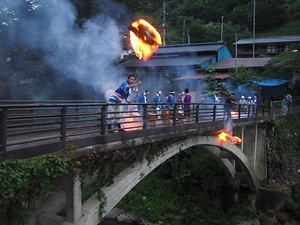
[
  {"x1": 120, "y1": 112, "x2": 143, "y2": 131},
  {"x1": 218, "y1": 131, "x2": 241, "y2": 145},
  {"x1": 129, "y1": 19, "x2": 162, "y2": 61},
  {"x1": 230, "y1": 111, "x2": 238, "y2": 119}
]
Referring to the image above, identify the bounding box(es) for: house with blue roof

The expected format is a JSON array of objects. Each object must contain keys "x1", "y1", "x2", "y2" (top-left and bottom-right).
[{"x1": 119, "y1": 42, "x2": 232, "y2": 94}]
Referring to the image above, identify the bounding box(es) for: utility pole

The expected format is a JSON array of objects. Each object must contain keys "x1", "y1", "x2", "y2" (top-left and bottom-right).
[
  {"x1": 187, "y1": 28, "x2": 190, "y2": 44},
  {"x1": 183, "y1": 19, "x2": 186, "y2": 44},
  {"x1": 221, "y1": 16, "x2": 224, "y2": 42},
  {"x1": 162, "y1": 1, "x2": 166, "y2": 45},
  {"x1": 235, "y1": 33, "x2": 238, "y2": 75},
  {"x1": 252, "y1": 0, "x2": 256, "y2": 58}
]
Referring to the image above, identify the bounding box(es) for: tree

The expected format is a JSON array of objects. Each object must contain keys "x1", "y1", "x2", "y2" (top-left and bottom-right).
[
  {"x1": 263, "y1": 45, "x2": 300, "y2": 79},
  {"x1": 229, "y1": 67, "x2": 260, "y2": 86}
]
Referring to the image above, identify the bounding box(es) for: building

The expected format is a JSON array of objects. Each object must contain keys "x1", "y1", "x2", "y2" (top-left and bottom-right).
[
  {"x1": 234, "y1": 35, "x2": 300, "y2": 58},
  {"x1": 120, "y1": 42, "x2": 232, "y2": 94},
  {"x1": 211, "y1": 57, "x2": 271, "y2": 72}
]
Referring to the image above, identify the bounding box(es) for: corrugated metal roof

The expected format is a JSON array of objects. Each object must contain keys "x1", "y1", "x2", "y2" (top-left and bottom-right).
[
  {"x1": 234, "y1": 35, "x2": 300, "y2": 45},
  {"x1": 154, "y1": 42, "x2": 226, "y2": 55},
  {"x1": 212, "y1": 58, "x2": 271, "y2": 69},
  {"x1": 120, "y1": 55, "x2": 215, "y2": 68}
]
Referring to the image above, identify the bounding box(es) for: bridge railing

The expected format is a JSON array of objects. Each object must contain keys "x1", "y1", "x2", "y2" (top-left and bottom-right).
[
  {"x1": 270, "y1": 97, "x2": 300, "y2": 117},
  {"x1": 0, "y1": 101, "x2": 271, "y2": 160}
]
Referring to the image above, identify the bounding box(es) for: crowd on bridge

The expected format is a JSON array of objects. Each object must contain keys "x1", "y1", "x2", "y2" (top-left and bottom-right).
[{"x1": 105, "y1": 74, "x2": 294, "y2": 132}]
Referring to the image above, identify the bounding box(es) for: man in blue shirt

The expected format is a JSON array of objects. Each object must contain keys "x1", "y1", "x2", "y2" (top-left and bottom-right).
[
  {"x1": 154, "y1": 91, "x2": 163, "y2": 119},
  {"x1": 166, "y1": 90, "x2": 176, "y2": 109},
  {"x1": 139, "y1": 90, "x2": 149, "y2": 104},
  {"x1": 108, "y1": 74, "x2": 142, "y2": 132}
]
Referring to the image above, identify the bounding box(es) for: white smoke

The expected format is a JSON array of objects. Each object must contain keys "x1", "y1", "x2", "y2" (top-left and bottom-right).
[{"x1": 0, "y1": 0, "x2": 127, "y2": 98}]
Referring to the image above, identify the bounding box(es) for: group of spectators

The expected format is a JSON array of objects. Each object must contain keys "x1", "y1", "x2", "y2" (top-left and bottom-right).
[
  {"x1": 223, "y1": 93, "x2": 260, "y2": 120},
  {"x1": 106, "y1": 74, "x2": 192, "y2": 132}
]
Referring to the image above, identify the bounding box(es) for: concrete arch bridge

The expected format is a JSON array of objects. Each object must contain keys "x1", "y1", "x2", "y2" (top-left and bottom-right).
[{"x1": 23, "y1": 114, "x2": 268, "y2": 225}]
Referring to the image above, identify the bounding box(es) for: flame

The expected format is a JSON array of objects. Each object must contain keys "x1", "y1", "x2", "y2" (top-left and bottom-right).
[
  {"x1": 218, "y1": 132, "x2": 229, "y2": 141},
  {"x1": 230, "y1": 111, "x2": 238, "y2": 119},
  {"x1": 120, "y1": 112, "x2": 143, "y2": 131},
  {"x1": 129, "y1": 19, "x2": 162, "y2": 61},
  {"x1": 218, "y1": 131, "x2": 241, "y2": 145}
]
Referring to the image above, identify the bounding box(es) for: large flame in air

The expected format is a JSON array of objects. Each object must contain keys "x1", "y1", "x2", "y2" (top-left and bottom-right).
[
  {"x1": 129, "y1": 19, "x2": 162, "y2": 61},
  {"x1": 218, "y1": 131, "x2": 242, "y2": 145}
]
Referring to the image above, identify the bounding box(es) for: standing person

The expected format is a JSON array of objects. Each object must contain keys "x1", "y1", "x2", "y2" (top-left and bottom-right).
[
  {"x1": 177, "y1": 92, "x2": 185, "y2": 114},
  {"x1": 128, "y1": 87, "x2": 140, "y2": 111},
  {"x1": 253, "y1": 96, "x2": 259, "y2": 106},
  {"x1": 166, "y1": 90, "x2": 176, "y2": 122},
  {"x1": 166, "y1": 90, "x2": 176, "y2": 109},
  {"x1": 252, "y1": 95, "x2": 259, "y2": 115},
  {"x1": 212, "y1": 93, "x2": 220, "y2": 104},
  {"x1": 239, "y1": 96, "x2": 246, "y2": 105},
  {"x1": 139, "y1": 90, "x2": 149, "y2": 104},
  {"x1": 107, "y1": 74, "x2": 142, "y2": 133},
  {"x1": 246, "y1": 96, "x2": 255, "y2": 117},
  {"x1": 154, "y1": 91, "x2": 163, "y2": 119},
  {"x1": 138, "y1": 90, "x2": 149, "y2": 113},
  {"x1": 184, "y1": 88, "x2": 192, "y2": 121},
  {"x1": 283, "y1": 94, "x2": 292, "y2": 115},
  {"x1": 239, "y1": 96, "x2": 247, "y2": 112},
  {"x1": 224, "y1": 93, "x2": 238, "y2": 120}
]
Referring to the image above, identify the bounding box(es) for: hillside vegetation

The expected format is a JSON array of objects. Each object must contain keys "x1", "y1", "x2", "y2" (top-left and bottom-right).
[
  {"x1": 1, "y1": 0, "x2": 299, "y2": 100},
  {"x1": 109, "y1": 0, "x2": 300, "y2": 45}
]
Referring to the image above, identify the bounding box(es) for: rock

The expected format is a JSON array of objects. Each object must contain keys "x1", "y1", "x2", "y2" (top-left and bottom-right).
[
  {"x1": 105, "y1": 208, "x2": 122, "y2": 219},
  {"x1": 117, "y1": 214, "x2": 132, "y2": 223},
  {"x1": 238, "y1": 218, "x2": 260, "y2": 225}
]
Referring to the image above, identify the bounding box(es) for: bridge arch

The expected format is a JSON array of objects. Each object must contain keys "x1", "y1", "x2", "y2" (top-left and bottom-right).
[{"x1": 101, "y1": 135, "x2": 259, "y2": 217}]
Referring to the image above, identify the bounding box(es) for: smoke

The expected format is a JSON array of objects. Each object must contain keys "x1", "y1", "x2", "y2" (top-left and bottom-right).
[{"x1": 0, "y1": 0, "x2": 129, "y2": 100}]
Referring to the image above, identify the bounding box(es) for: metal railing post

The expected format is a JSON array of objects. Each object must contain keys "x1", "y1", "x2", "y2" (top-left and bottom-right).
[
  {"x1": 0, "y1": 108, "x2": 7, "y2": 154},
  {"x1": 143, "y1": 104, "x2": 147, "y2": 129},
  {"x1": 247, "y1": 105, "x2": 251, "y2": 118},
  {"x1": 61, "y1": 106, "x2": 67, "y2": 142},
  {"x1": 172, "y1": 105, "x2": 177, "y2": 125},
  {"x1": 101, "y1": 105, "x2": 107, "y2": 135},
  {"x1": 238, "y1": 104, "x2": 241, "y2": 119},
  {"x1": 196, "y1": 104, "x2": 199, "y2": 123},
  {"x1": 213, "y1": 105, "x2": 216, "y2": 121}
]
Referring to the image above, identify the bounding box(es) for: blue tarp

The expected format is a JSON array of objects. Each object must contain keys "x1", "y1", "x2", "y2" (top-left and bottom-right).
[
  {"x1": 252, "y1": 79, "x2": 289, "y2": 97},
  {"x1": 252, "y1": 79, "x2": 289, "y2": 87}
]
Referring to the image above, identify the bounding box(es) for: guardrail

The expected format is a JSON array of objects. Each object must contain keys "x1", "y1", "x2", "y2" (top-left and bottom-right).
[
  {"x1": 270, "y1": 97, "x2": 300, "y2": 117},
  {"x1": 0, "y1": 101, "x2": 271, "y2": 157}
]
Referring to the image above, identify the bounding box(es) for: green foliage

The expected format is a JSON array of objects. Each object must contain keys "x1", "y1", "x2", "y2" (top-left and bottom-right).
[
  {"x1": 203, "y1": 76, "x2": 230, "y2": 96},
  {"x1": 227, "y1": 205, "x2": 257, "y2": 223},
  {"x1": 0, "y1": 146, "x2": 74, "y2": 224},
  {"x1": 283, "y1": 183, "x2": 300, "y2": 218},
  {"x1": 118, "y1": 172, "x2": 181, "y2": 223},
  {"x1": 118, "y1": 149, "x2": 239, "y2": 224},
  {"x1": 270, "y1": 116, "x2": 300, "y2": 159},
  {"x1": 264, "y1": 49, "x2": 300, "y2": 79},
  {"x1": 229, "y1": 67, "x2": 260, "y2": 86}
]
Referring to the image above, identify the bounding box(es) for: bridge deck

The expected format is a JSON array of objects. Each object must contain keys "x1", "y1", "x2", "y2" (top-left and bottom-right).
[{"x1": 0, "y1": 100, "x2": 292, "y2": 161}]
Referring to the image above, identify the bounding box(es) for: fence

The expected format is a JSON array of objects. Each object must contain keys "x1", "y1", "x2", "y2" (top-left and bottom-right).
[{"x1": 270, "y1": 97, "x2": 300, "y2": 117}]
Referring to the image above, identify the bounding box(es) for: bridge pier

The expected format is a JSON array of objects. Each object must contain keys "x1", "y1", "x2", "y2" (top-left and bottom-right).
[{"x1": 237, "y1": 124, "x2": 267, "y2": 182}]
